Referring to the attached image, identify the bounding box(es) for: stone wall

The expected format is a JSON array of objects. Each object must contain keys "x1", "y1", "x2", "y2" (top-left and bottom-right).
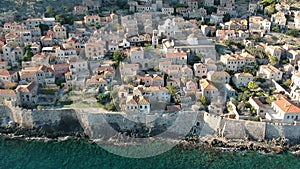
[
  {"x1": 1, "y1": 104, "x2": 300, "y2": 144},
  {"x1": 265, "y1": 122, "x2": 300, "y2": 144}
]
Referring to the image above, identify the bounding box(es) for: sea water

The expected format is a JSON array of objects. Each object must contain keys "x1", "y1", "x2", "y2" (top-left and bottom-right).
[{"x1": 0, "y1": 137, "x2": 300, "y2": 169}]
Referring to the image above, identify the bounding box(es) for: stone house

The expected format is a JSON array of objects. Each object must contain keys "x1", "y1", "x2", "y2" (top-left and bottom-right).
[
  {"x1": 51, "y1": 63, "x2": 70, "y2": 80},
  {"x1": 232, "y1": 73, "x2": 254, "y2": 87},
  {"x1": 85, "y1": 41, "x2": 106, "y2": 60},
  {"x1": 271, "y1": 11, "x2": 287, "y2": 28},
  {"x1": 258, "y1": 65, "x2": 283, "y2": 81},
  {"x1": 249, "y1": 16, "x2": 271, "y2": 36},
  {"x1": 73, "y1": 6, "x2": 88, "y2": 15},
  {"x1": 249, "y1": 97, "x2": 267, "y2": 117},
  {"x1": 159, "y1": 61, "x2": 182, "y2": 73},
  {"x1": 24, "y1": 18, "x2": 42, "y2": 29},
  {"x1": 86, "y1": 76, "x2": 108, "y2": 89},
  {"x1": 220, "y1": 54, "x2": 245, "y2": 72},
  {"x1": 207, "y1": 71, "x2": 230, "y2": 84},
  {"x1": 200, "y1": 79, "x2": 219, "y2": 102},
  {"x1": 0, "y1": 69, "x2": 18, "y2": 85},
  {"x1": 126, "y1": 95, "x2": 150, "y2": 114},
  {"x1": 181, "y1": 66, "x2": 194, "y2": 81},
  {"x1": 265, "y1": 45, "x2": 282, "y2": 60},
  {"x1": 0, "y1": 89, "x2": 17, "y2": 103},
  {"x1": 53, "y1": 24, "x2": 67, "y2": 40},
  {"x1": 216, "y1": 30, "x2": 236, "y2": 41},
  {"x1": 19, "y1": 66, "x2": 55, "y2": 85},
  {"x1": 40, "y1": 36, "x2": 54, "y2": 47},
  {"x1": 193, "y1": 63, "x2": 207, "y2": 78},
  {"x1": 287, "y1": 50, "x2": 300, "y2": 63},
  {"x1": 55, "y1": 47, "x2": 78, "y2": 63},
  {"x1": 166, "y1": 78, "x2": 181, "y2": 88},
  {"x1": 166, "y1": 51, "x2": 187, "y2": 65},
  {"x1": 138, "y1": 74, "x2": 164, "y2": 87},
  {"x1": 31, "y1": 52, "x2": 50, "y2": 66},
  {"x1": 220, "y1": 19, "x2": 248, "y2": 30},
  {"x1": 143, "y1": 86, "x2": 171, "y2": 102},
  {"x1": 120, "y1": 62, "x2": 140, "y2": 80},
  {"x1": 0, "y1": 62, "x2": 8, "y2": 69},
  {"x1": 269, "y1": 96, "x2": 300, "y2": 123},
  {"x1": 67, "y1": 59, "x2": 89, "y2": 77},
  {"x1": 162, "y1": 6, "x2": 174, "y2": 15},
  {"x1": 2, "y1": 44, "x2": 23, "y2": 66},
  {"x1": 16, "y1": 82, "x2": 38, "y2": 107},
  {"x1": 84, "y1": 15, "x2": 101, "y2": 25}
]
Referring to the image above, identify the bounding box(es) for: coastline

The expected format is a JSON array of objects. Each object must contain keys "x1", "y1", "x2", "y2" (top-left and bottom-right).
[{"x1": 2, "y1": 126, "x2": 300, "y2": 157}]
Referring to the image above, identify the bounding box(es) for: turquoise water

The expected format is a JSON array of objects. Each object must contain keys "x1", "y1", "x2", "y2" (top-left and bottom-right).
[{"x1": 1, "y1": 137, "x2": 300, "y2": 169}]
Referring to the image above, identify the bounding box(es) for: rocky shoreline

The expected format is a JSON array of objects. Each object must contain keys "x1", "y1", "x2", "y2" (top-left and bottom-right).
[
  {"x1": 180, "y1": 136, "x2": 300, "y2": 156},
  {"x1": 0, "y1": 125, "x2": 88, "y2": 141},
  {"x1": 2, "y1": 125, "x2": 300, "y2": 157}
]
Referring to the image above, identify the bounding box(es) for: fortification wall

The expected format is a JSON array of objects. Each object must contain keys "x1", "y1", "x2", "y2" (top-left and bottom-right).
[
  {"x1": 265, "y1": 122, "x2": 300, "y2": 144},
  {"x1": 1, "y1": 104, "x2": 300, "y2": 144}
]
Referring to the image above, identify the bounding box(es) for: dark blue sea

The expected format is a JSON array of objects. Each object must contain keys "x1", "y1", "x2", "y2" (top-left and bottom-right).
[{"x1": 1, "y1": 137, "x2": 300, "y2": 169}]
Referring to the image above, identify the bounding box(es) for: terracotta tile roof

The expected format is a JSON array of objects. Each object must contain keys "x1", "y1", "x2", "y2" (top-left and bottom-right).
[
  {"x1": 200, "y1": 79, "x2": 217, "y2": 90},
  {"x1": 166, "y1": 52, "x2": 187, "y2": 58},
  {"x1": 273, "y1": 97, "x2": 300, "y2": 114},
  {"x1": 93, "y1": 66, "x2": 114, "y2": 72},
  {"x1": 127, "y1": 98, "x2": 138, "y2": 104},
  {"x1": 19, "y1": 71, "x2": 36, "y2": 77},
  {"x1": 0, "y1": 69, "x2": 15, "y2": 76},
  {"x1": 211, "y1": 71, "x2": 230, "y2": 77},
  {"x1": 167, "y1": 105, "x2": 181, "y2": 111},
  {"x1": 251, "y1": 97, "x2": 265, "y2": 108},
  {"x1": 0, "y1": 62, "x2": 8, "y2": 65},
  {"x1": 235, "y1": 73, "x2": 253, "y2": 77},
  {"x1": 52, "y1": 63, "x2": 69, "y2": 69},
  {"x1": 127, "y1": 95, "x2": 150, "y2": 105},
  {"x1": 153, "y1": 74, "x2": 163, "y2": 80},
  {"x1": 16, "y1": 82, "x2": 37, "y2": 93},
  {"x1": 144, "y1": 86, "x2": 168, "y2": 91},
  {"x1": 4, "y1": 82, "x2": 17, "y2": 88},
  {"x1": 0, "y1": 89, "x2": 15, "y2": 95}
]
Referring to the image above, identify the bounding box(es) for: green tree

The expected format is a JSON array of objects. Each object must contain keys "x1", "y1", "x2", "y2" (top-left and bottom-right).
[
  {"x1": 222, "y1": 39, "x2": 232, "y2": 46},
  {"x1": 248, "y1": 81, "x2": 259, "y2": 90},
  {"x1": 272, "y1": 25, "x2": 280, "y2": 32},
  {"x1": 197, "y1": 20, "x2": 203, "y2": 27},
  {"x1": 166, "y1": 85, "x2": 176, "y2": 97},
  {"x1": 22, "y1": 45, "x2": 33, "y2": 61},
  {"x1": 97, "y1": 93, "x2": 107, "y2": 104},
  {"x1": 154, "y1": 66, "x2": 160, "y2": 72},
  {"x1": 261, "y1": 0, "x2": 275, "y2": 7},
  {"x1": 45, "y1": 6, "x2": 55, "y2": 17},
  {"x1": 37, "y1": 105, "x2": 44, "y2": 110},
  {"x1": 269, "y1": 56, "x2": 278, "y2": 65},
  {"x1": 200, "y1": 95, "x2": 208, "y2": 106},
  {"x1": 286, "y1": 29, "x2": 299, "y2": 37},
  {"x1": 284, "y1": 79, "x2": 292, "y2": 87},
  {"x1": 266, "y1": 95, "x2": 276, "y2": 104},
  {"x1": 113, "y1": 50, "x2": 126, "y2": 66},
  {"x1": 105, "y1": 101, "x2": 116, "y2": 111},
  {"x1": 55, "y1": 79, "x2": 63, "y2": 86}
]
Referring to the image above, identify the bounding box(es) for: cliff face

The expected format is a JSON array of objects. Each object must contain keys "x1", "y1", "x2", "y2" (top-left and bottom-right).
[{"x1": 1, "y1": 105, "x2": 300, "y2": 144}]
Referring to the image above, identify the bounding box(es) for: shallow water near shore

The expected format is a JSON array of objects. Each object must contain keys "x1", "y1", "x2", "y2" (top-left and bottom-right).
[{"x1": 1, "y1": 137, "x2": 300, "y2": 169}]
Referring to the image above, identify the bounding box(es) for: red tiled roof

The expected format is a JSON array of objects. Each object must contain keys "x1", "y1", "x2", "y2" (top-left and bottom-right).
[
  {"x1": 0, "y1": 89, "x2": 15, "y2": 95},
  {"x1": 273, "y1": 97, "x2": 300, "y2": 114},
  {"x1": 0, "y1": 69, "x2": 15, "y2": 76}
]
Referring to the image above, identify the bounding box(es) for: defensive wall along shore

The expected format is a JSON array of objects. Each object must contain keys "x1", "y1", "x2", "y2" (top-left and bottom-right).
[{"x1": 1, "y1": 104, "x2": 300, "y2": 144}]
